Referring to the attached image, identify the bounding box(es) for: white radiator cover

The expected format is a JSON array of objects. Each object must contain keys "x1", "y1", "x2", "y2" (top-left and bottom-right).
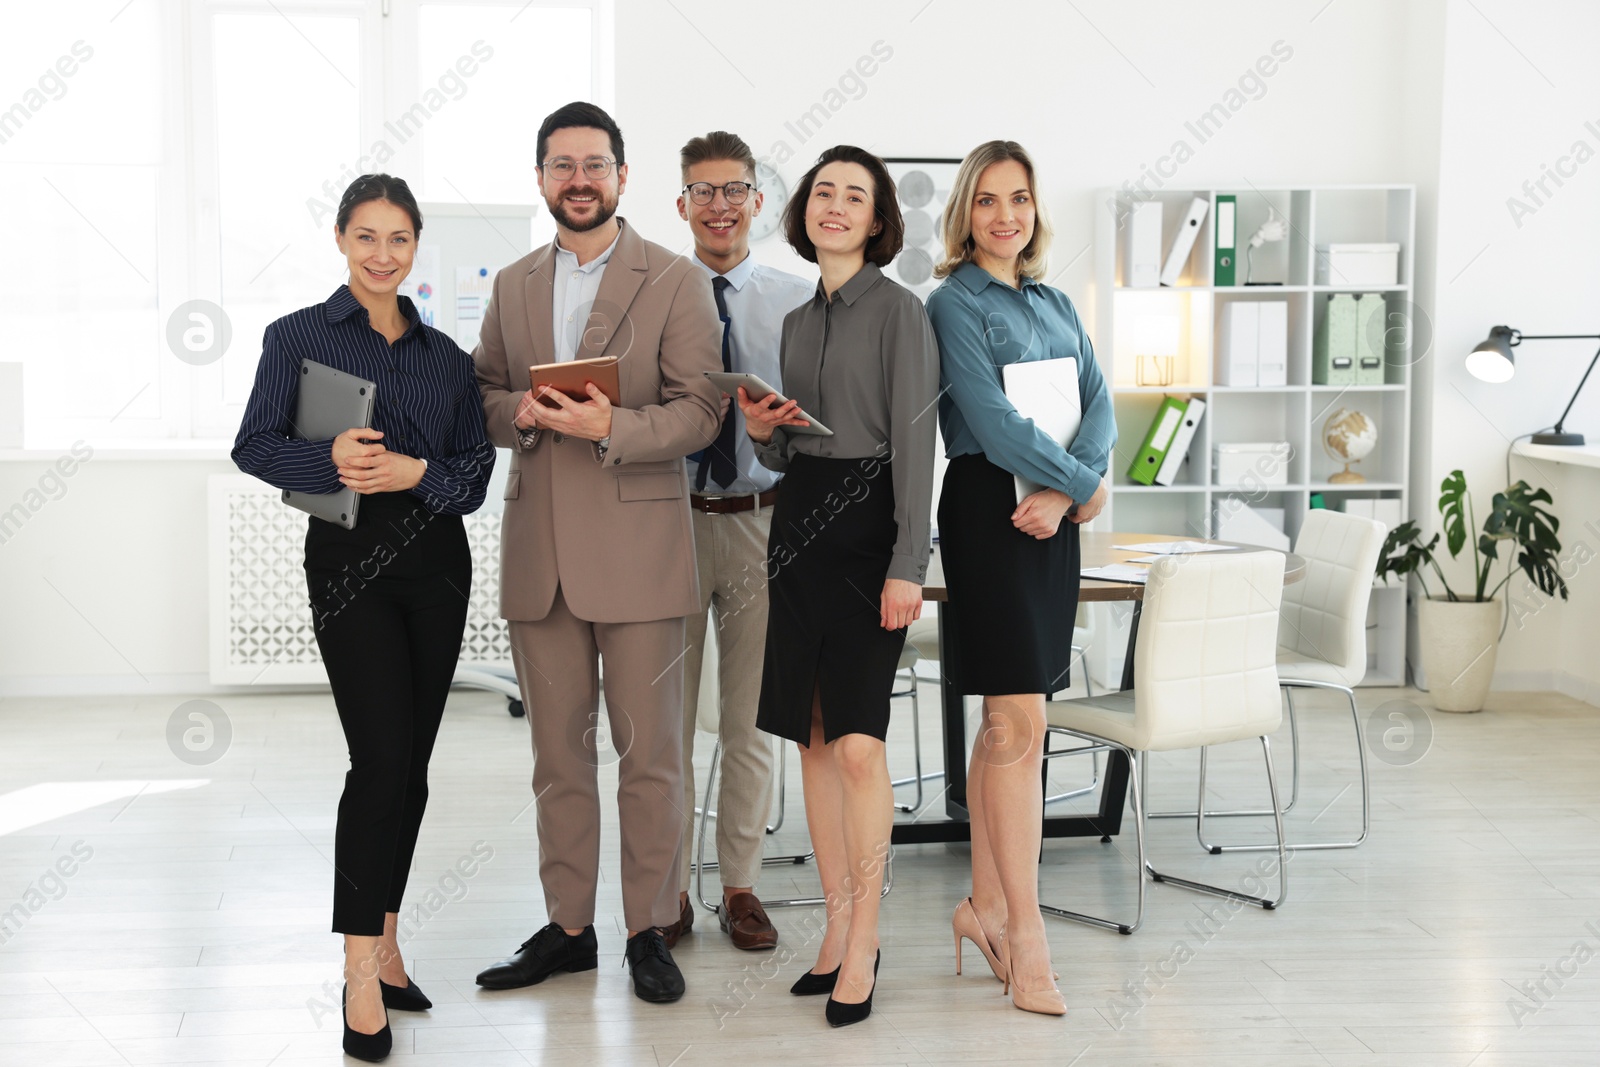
[{"x1": 207, "y1": 475, "x2": 511, "y2": 685}]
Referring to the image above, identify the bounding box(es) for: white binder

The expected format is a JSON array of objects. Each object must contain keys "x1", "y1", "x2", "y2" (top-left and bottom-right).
[
  {"x1": 1159, "y1": 196, "x2": 1209, "y2": 287},
  {"x1": 1002, "y1": 357, "x2": 1081, "y2": 503},
  {"x1": 1257, "y1": 300, "x2": 1288, "y2": 386},
  {"x1": 1126, "y1": 201, "x2": 1162, "y2": 288},
  {"x1": 1154, "y1": 397, "x2": 1205, "y2": 486},
  {"x1": 1217, "y1": 303, "x2": 1259, "y2": 386}
]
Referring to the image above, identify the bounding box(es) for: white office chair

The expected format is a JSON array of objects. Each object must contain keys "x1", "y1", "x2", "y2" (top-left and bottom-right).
[
  {"x1": 691, "y1": 621, "x2": 890, "y2": 912},
  {"x1": 891, "y1": 618, "x2": 941, "y2": 810},
  {"x1": 890, "y1": 638, "x2": 929, "y2": 813},
  {"x1": 899, "y1": 615, "x2": 1100, "y2": 810},
  {"x1": 1192, "y1": 508, "x2": 1386, "y2": 853},
  {"x1": 1044, "y1": 618, "x2": 1099, "y2": 805},
  {"x1": 1040, "y1": 550, "x2": 1289, "y2": 935}
]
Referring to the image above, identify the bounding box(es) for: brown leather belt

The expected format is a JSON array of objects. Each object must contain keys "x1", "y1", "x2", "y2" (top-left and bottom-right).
[{"x1": 689, "y1": 488, "x2": 779, "y2": 514}]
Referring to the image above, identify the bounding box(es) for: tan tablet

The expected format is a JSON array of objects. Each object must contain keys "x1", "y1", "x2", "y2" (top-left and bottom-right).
[{"x1": 529, "y1": 356, "x2": 622, "y2": 407}]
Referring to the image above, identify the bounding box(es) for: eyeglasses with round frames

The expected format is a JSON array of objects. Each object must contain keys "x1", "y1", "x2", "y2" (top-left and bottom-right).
[
  {"x1": 543, "y1": 156, "x2": 617, "y2": 181},
  {"x1": 683, "y1": 181, "x2": 754, "y2": 206}
]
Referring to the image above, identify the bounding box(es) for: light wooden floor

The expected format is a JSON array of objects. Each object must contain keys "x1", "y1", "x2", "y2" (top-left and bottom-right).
[{"x1": 2, "y1": 682, "x2": 1598, "y2": 1066}]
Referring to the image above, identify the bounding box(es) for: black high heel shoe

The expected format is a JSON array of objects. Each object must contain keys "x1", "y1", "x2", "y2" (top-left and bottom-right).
[
  {"x1": 824, "y1": 950, "x2": 880, "y2": 1028},
  {"x1": 380, "y1": 976, "x2": 432, "y2": 1011},
  {"x1": 789, "y1": 964, "x2": 840, "y2": 996},
  {"x1": 342, "y1": 983, "x2": 392, "y2": 1062}
]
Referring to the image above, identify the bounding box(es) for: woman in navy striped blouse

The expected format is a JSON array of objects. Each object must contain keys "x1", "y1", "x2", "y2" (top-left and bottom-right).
[{"x1": 233, "y1": 174, "x2": 493, "y2": 1062}]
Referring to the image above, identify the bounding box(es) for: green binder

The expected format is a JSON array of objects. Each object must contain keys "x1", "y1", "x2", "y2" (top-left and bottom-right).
[
  {"x1": 1314, "y1": 293, "x2": 1357, "y2": 385},
  {"x1": 1354, "y1": 293, "x2": 1386, "y2": 384},
  {"x1": 1128, "y1": 396, "x2": 1189, "y2": 486},
  {"x1": 1214, "y1": 194, "x2": 1237, "y2": 286}
]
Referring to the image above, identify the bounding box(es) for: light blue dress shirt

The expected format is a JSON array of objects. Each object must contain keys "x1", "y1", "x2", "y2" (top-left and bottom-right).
[
  {"x1": 686, "y1": 252, "x2": 813, "y2": 495},
  {"x1": 927, "y1": 261, "x2": 1116, "y2": 504},
  {"x1": 552, "y1": 228, "x2": 621, "y2": 361}
]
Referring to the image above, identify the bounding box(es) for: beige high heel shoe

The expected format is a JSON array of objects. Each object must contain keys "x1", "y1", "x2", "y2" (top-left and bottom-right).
[
  {"x1": 952, "y1": 898, "x2": 1006, "y2": 983},
  {"x1": 997, "y1": 928, "x2": 1067, "y2": 1016}
]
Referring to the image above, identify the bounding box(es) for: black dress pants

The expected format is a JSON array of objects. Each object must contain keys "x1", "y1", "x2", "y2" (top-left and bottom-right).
[{"x1": 303, "y1": 491, "x2": 471, "y2": 936}]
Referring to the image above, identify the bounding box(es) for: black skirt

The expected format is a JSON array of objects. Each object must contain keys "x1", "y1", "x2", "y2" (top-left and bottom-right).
[
  {"x1": 937, "y1": 453, "x2": 1081, "y2": 696},
  {"x1": 756, "y1": 452, "x2": 907, "y2": 746}
]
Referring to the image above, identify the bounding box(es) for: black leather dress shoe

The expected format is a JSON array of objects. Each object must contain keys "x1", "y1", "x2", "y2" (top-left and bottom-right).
[
  {"x1": 475, "y1": 923, "x2": 598, "y2": 990},
  {"x1": 625, "y1": 928, "x2": 686, "y2": 1003},
  {"x1": 380, "y1": 976, "x2": 431, "y2": 1011}
]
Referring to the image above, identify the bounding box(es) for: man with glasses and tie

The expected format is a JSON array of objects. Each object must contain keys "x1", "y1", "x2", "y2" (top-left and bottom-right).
[
  {"x1": 472, "y1": 101, "x2": 723, "y2": 1005},
  {"x1": 659, "y1": 132, "x2": 812, "y2": 954}
]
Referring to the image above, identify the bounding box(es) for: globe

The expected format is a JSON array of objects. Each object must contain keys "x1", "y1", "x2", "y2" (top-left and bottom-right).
[{"x1": 1323, "y1": 408, "x2": 1377, "y2": 483}]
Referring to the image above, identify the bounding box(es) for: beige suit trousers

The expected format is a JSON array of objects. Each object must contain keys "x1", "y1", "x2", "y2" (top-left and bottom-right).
[
  {"x1": 510, "y1": 587, "x2": 687, "y2": 932},
  {"x1": 679, "y1": 505, "x2": 776, "y2": 892}
]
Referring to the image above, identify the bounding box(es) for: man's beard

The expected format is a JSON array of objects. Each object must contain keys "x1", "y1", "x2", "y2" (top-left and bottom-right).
[{"x1": 549, "y1": 187, "x2": 618, "y2": 232}]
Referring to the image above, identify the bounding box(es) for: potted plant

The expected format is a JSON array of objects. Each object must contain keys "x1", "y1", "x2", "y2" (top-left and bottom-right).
[{"x1": 1377, "y1": 470, "x2": 1566, "y2": 712}]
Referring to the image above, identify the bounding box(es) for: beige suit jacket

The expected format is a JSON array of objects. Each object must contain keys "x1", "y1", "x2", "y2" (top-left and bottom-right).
[{"x1": 474, "y1": 219, "x2": 722, "y2": 623}]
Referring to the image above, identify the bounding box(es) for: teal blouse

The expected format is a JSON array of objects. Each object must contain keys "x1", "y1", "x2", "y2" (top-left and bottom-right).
[{"x1": 927, "y1": 261, "x2": 1116, "y2": 504}]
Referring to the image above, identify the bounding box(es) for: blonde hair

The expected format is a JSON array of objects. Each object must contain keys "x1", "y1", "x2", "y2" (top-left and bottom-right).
[{"x1": 934, "y1": 140, "x2": 1053, "y2": 281}]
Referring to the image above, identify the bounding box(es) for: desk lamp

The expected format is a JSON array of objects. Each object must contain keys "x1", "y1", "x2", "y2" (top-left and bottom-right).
[{"x1": 1467, "y1": 326, "x2": 1600, "y2": 446}]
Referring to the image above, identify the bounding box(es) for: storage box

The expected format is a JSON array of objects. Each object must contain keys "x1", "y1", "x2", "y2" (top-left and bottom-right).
[
  {"x1": 1315, "y1": 243, "x2": 1400, "y2": 286},
  {"x1": 1354, "y1": 293, "x2": 1386, "y2": 383},
  {"x1": 1313, "y1": 293, "x2": 1358, "y2": 385},
  {"x1": 1344, "y1": 496, "x2": 1403, "y2": 533},
  {"x1": 1214, "y1": 501, "x2": 1290, "y2": 551},
  {"x1": 1214, "y1": 441, "x2": 1291, "y2": 486}
]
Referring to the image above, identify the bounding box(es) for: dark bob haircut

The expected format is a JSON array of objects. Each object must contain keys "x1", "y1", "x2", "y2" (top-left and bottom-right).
[
  {"x1": 536, "y1": 101, "x2": 625, "y2": 169},
  {"x1": 782, "y1": 145, "x2": 904, "y2": 267},
  {"x1": 336, "y1": 174, "x2": 422, "y2": 238}
]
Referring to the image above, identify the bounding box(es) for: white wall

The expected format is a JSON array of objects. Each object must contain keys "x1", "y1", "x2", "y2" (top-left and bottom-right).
[
  {"x1": 614, "y1": 0, "x2": 1447, "y2": 295},
  {"x1": 1423, "y1": 0, "x2": 1600, "y2": 697},
  {"x1": 6, "y1": 0, "x2": 1598, "y2": 698}
]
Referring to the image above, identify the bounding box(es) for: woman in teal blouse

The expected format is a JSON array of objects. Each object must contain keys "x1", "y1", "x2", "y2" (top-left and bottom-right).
[{"x1": 926, "y1": 141, "x2": 1116, "y2": 1017}]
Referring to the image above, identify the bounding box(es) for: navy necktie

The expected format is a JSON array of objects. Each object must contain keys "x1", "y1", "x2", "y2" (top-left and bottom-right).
[{"x1": 696, "y1": 276, "x2": 739, "y2": 491}]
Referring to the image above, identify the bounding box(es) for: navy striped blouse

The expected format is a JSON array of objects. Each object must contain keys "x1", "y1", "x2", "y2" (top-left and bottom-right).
[{"x1": 232, "y1": 285, "x2": 495, "y2": 516}]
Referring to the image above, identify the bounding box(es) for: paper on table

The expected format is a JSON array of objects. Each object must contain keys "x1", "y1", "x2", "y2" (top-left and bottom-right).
[
  {"x1": 1112, "y1": 540, "x2": 1238, "y2": 554},
  {"x1": 1081, "y1": 564, "x2": 1150, "y2": 584}
]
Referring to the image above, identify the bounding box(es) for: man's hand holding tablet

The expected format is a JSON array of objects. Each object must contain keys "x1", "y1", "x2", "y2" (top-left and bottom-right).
[{"x1": 713, "y1": 371, "x2": 832, "y2": 441}]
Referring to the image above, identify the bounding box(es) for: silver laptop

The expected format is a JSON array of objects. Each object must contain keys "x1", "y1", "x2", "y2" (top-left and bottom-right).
[{"x1": 282, "y1": 358, "x2": 377, "y2": 530}]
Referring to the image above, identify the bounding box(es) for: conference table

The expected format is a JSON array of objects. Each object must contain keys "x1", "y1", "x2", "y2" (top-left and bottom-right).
[{"x1": 888, "y1": 531, "x2": 1306, "y2": 846}]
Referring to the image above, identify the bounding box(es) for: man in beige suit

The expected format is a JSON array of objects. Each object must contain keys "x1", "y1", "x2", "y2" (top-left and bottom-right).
[{"x1": 471, "y1": 102, "x2": 721, "y2": 1005}]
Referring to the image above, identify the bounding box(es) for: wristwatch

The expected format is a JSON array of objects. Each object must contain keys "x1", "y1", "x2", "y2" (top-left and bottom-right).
[{"x1": 596, "y1": 435, "x2": 611, "y2": 458}]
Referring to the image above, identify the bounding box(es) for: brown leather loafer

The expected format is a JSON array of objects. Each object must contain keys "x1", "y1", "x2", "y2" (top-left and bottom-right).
[
  {"x1": 662, "y1": 895, "x2": 694, "y2": 949},
  {"x1": 719, "y1": 892, "x2": 779, "y2": 950}
]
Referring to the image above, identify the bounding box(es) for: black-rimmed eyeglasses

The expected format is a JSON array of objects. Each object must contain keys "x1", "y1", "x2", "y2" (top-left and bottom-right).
[
  {"x1": 544, "y1": 156, "x2": 617, "y2": 181},
  {"x1": 683, "y1": 181, "x2": 754, "y2": 206}
]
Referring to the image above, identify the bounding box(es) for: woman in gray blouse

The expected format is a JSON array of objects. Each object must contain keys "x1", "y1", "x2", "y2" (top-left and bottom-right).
[{"x1": 738, "y1": 144, "x2": 939, "y2": 1027}]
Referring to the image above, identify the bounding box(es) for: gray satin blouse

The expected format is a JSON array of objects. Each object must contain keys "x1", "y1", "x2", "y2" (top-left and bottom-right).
[{"x1": 754, "y1": 262, "x2": 939, "y2": 584}]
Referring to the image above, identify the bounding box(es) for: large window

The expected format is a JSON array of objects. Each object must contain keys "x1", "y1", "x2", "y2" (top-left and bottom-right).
[
  {"x1": 1, "y1": 2, "x2": 165, "y2": 438},
  {"x1": 3, "y1": 0, "x2": 612, "y2": 446}
]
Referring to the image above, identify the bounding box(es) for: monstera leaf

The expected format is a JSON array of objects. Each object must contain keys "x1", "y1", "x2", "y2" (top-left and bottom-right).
[
  {"x1": 1378, "y1": 470, "x2": 1566, "y2": 603},
  {"x1": 1376, "y1": 520, "x2": 1446, "y2": 598},
  {"x1": 1438, "y1": 469, "x2": 1469, "y2": 559},
  {"x1": 1482, "y1": 481, "x2": 1566, "y2": 601}
]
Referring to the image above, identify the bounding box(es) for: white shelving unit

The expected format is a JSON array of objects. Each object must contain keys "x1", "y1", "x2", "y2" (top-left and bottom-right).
[{"x1": 1090, "y1": 184, "x2": 1415, "y2": 687}]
